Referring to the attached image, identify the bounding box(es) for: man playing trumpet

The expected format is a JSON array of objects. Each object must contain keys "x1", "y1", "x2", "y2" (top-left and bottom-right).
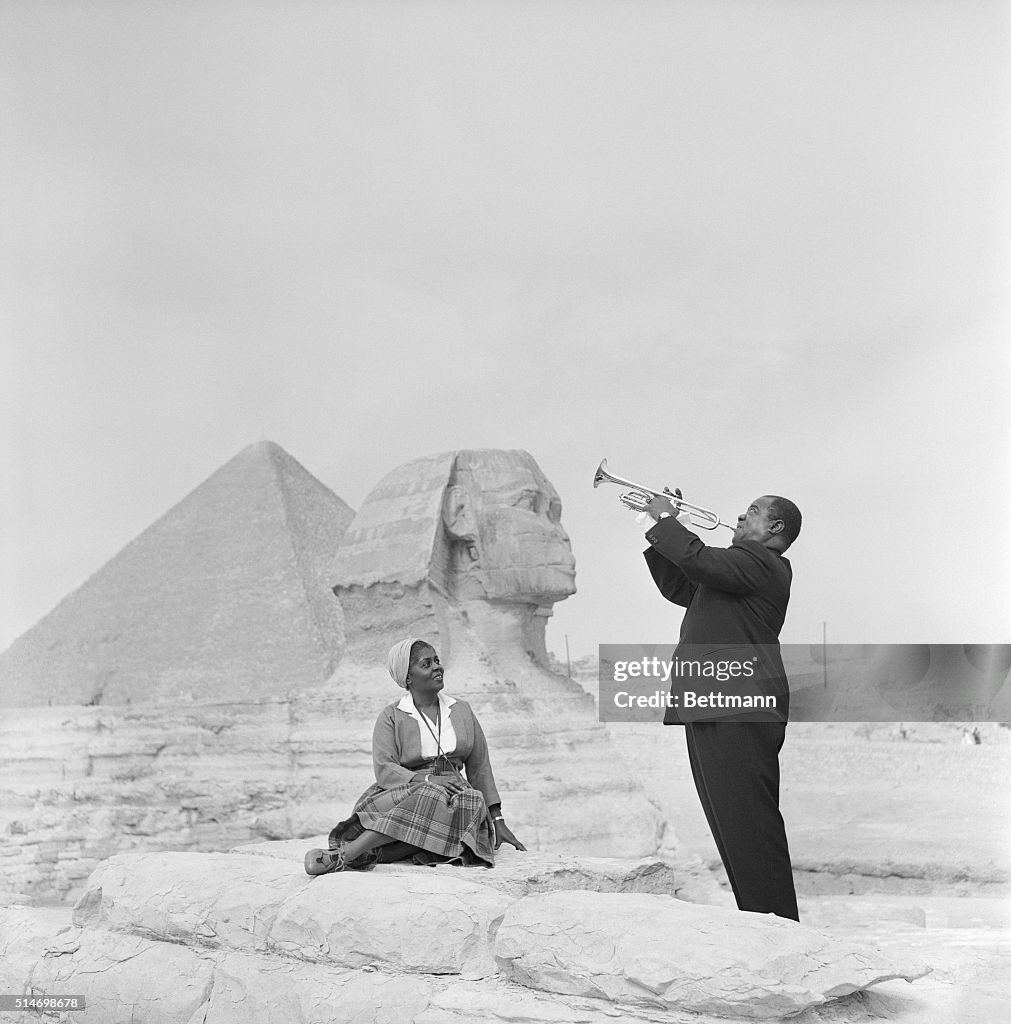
[{"x1": 641, "y1": 487, "x2": 803, "y2": 922}]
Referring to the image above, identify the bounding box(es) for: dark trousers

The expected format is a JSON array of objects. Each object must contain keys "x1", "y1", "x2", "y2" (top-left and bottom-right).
[{"x1": 684, "y1": 721, "x2": 799, "y2": 921}]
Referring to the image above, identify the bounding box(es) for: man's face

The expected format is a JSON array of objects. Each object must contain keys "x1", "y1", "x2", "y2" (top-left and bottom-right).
[{"x1": 732, "y1": 496, "x2": 781, "y2": 546}]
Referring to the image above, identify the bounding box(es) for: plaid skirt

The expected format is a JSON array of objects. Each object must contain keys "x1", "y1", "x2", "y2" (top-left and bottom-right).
[{"x1": 328, "y1": 779, "x2": 496, "y2": 867}]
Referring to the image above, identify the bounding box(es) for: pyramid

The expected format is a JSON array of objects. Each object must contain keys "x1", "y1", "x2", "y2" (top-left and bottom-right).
[{"x1": 0, "y1": 442, "x2": 354, "y2": 706}]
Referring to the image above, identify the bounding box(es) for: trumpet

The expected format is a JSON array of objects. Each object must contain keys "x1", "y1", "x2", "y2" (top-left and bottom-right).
[{"x1": 592, "y1": 458, "x2": 734, "y2": 531}]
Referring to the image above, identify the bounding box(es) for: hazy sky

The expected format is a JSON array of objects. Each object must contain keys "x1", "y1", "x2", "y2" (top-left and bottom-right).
[{"x1": 3, "y1": 1, "x2": 1008, "y2": 661}]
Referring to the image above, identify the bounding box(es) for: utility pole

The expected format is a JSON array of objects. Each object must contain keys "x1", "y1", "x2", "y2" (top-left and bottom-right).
[
  {"x1": 564, "y1": 634, "x2": 572, "y2": 681},
  {"x1": 822, "y1": 621, "x2": 828, "y2": 688}
]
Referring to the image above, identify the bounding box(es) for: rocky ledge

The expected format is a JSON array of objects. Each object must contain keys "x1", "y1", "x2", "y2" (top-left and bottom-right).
[{"x1": 0, "y1": 842, "x2": 928, "y2": 1024}]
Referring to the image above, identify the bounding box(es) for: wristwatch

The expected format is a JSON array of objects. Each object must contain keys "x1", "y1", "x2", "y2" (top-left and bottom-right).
[{"x1": 657, "y1": 512, "x2": 674, "y2": 520}]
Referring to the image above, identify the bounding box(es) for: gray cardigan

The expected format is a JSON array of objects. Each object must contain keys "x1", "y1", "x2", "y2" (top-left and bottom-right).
[{"x1": 371, "y1": 694, "x2": 502, "y2": 809}]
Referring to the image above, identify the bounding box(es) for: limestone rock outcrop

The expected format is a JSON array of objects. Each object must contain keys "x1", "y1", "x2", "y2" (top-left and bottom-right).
[
  {"x1": 0, "y1": 845, "x2": 929, "y2": 1024},
  {"x1": 0, "y1": 441, "x2": 354, "y2": 706},
  {"x1": 1, "y1": 695, "x2": 382, "y2": 905},
  {"x1": 495, "y1": 890, "x2": 928, "y2": 1019},
  {"x1": 75, "y1": 852, "x2": 511, "y2": 979},
  {"x1": 1, "y1": 910, "x2": 436, "y2": 1024}
]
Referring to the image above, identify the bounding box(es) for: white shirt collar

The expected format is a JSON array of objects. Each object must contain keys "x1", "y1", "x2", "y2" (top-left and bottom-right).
[{"x1": 397, "y1": 691, "x2": 457, "y2": 719}]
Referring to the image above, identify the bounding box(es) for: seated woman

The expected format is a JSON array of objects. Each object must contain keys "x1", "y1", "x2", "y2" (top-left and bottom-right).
[{"x1": 305, "y1": 637, "x2": 526, "y2": 874}]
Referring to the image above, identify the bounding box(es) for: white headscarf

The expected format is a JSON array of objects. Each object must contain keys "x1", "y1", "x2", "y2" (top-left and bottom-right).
[{"x1": 387, "y1": 637, "x2": 427, "y2": 688}]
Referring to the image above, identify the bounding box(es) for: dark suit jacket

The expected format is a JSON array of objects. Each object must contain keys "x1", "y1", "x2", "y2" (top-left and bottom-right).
[{"x1": 643, "y1": 516, "x2": 792, "y2": 724}]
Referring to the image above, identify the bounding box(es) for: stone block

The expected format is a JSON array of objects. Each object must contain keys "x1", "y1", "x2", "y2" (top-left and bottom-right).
[
  {"x1": 24, "y1": 926, "x2": 213, "y2": 1024},
  {"x1": 14, "y1": 916, "x2": 435, "y2": 1024},
  {"x1": 4, "y1": 888, "x2": 936, "y2": 1024},
  {"x1": 270, "y1": 872, "x2": 511, "y2": 979},
  {"x1": 0, "y1": 907, "x2": 75, "y2": 995},
  {"x1": 73, "y1": 852, "x2": 306, "y2": 950},
  {"x1": 495, "y1": 890, "x2": 930, "y2": 1019},
  {"x1": 184, "y1": 949, "x2": 435, "y2": 1024},
  {"x1": 73, "y1": 850, "x2": 509, "y2": 978},
  {"x1": 414, "y1": 977, "x2": 663, "y2": 1023}
]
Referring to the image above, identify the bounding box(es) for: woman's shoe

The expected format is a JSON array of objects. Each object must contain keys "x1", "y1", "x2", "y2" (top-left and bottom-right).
[{"x1": 304, "y1": 845, "x2": 346, "y2": 876}]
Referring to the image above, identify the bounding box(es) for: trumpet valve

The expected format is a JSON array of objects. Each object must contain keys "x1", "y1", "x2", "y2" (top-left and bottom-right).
[{"x1": 619, "y1": 489, "x2": 653, "y2": 512}]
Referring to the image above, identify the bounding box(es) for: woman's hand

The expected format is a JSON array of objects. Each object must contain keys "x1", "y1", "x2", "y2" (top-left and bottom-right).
[
  {"x1": 427, "y1": 774, "x2": 469, "y2": 797},
  {"x1": 494, "y1": 819, "x2": 527, "y2": 851}
]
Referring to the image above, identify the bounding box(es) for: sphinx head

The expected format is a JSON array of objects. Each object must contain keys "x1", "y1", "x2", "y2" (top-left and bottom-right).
[
  {"x1": 331, "y1": 448, "x2": 576, "y2": 611},
  {"x1": 440, "y1": 450, "x2": 576, "y2": 604}
]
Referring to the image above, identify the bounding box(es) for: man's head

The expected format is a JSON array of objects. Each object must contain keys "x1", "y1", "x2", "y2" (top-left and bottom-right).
[{"x1": 733, "y1": 495, "x2": 802, "y2": 552}]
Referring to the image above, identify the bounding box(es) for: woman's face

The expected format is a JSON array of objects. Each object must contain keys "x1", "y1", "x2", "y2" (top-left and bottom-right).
[{"x1": 407, "y1": 644, "x2": 444, "y2": 697}]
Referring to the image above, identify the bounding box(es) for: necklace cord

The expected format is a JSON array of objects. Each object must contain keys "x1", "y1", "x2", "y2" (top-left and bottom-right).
[{"x1": 416, "y1": 702, "x2": 466, "y2": 784}]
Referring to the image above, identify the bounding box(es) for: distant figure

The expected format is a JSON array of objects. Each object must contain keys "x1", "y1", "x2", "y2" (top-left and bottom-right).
[
  {"x1": 642, "y1": 491, "x2": 803, "y2": 922},
  {"x1": 304, "y1": 637, "x2": 525, "y2": 875}
]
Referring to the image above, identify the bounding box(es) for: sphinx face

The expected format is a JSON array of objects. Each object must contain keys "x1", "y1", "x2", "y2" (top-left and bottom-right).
[{"x1": 446, "y1": 451, "x2": 576, "y2": 605}]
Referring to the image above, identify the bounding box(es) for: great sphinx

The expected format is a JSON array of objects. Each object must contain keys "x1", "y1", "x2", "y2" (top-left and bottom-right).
[{"x1": 327, "y1": 448, "x2": 663, "y2": 857}]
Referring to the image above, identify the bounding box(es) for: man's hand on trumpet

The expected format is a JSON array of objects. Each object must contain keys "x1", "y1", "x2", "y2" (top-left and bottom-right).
[{"x1": 645, "y1": 487, "x2": 686, "y2": 524}]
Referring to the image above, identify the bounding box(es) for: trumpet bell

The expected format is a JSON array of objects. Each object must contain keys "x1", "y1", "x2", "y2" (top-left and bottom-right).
[{"x1": 593, "y1": 458, "x2": 656, "y2": 495}]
